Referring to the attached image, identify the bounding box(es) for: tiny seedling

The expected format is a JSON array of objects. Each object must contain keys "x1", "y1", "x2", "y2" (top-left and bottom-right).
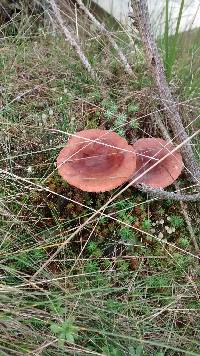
[
  {"x1": 142, "y1": 219, "x2": 152, "y2": 231},
  {"x1": 179, "y1": 237, "x2": 190, "y2": 248},
  {"x1": 119, "y1": 227, "x2": 136, "y2": 242},
  {"x1": 127, "y1": 103, "x2": 139, "y2": 114},
  {"x1": 50, "y1": 319, "x2": 78, "y2": 346},
  {"x1": 170, "y1": 214, "x2": 184, "y2": 228},
  {"x1": 85, "y1": 260, "x2": 99, "y2": 273}
]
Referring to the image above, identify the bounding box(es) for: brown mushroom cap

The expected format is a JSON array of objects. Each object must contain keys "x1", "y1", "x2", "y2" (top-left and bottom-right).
[
  {"x1": 57, "y1": 129, "x2": 136, "y2": 192},
  {"x1": 132, "y1": 138, "x2": 183, "y2": 188}
]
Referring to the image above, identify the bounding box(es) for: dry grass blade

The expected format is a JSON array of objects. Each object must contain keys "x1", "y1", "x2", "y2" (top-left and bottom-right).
[{"x1": 1, "y1": 3, "x2": 200, "y2": 354}]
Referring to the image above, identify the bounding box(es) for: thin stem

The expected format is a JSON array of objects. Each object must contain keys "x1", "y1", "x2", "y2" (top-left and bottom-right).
[{"x1": 164, "y1": 0, "x2": 169, "y2": 75}]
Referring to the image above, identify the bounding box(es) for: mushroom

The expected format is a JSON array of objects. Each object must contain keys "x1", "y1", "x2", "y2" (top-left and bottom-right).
[
  {"x1": 57, "y1": 129, "x2": 136, "y2": 192},
  {"x1": 132, "y1": 138, "x2": 183, "y2": 188}
]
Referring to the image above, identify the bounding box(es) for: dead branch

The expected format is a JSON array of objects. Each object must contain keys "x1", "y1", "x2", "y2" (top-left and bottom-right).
[
  {"x1": 49, "y1": 0, "x2": 98, "y2": 81},
  {"x1": 76, "y1": 0, "x2": 134, "y2": 75},
  {"x1": 131, "y1": 0, "x2": 200, "y2": 184},
  {"x1": 135, "y1": 184, "x2": 200, "y2": 202}
]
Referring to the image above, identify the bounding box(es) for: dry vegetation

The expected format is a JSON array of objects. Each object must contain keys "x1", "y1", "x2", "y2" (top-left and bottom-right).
[{"x1": 0, "y1": 1, "x2": 200, "y2": 355}]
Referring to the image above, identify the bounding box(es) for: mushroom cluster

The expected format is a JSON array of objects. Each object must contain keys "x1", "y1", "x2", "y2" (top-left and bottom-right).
[{"x1": 57, "y1": 129, "x2": 183, "y2": 192}]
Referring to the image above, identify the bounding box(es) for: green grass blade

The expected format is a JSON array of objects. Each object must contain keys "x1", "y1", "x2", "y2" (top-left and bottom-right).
[
  {"x1": 166, "y1": 0, "x2": 185, "y2": 79},
  {"x1": 164, "y1": 0, "x2": 169, "y2": 76}
]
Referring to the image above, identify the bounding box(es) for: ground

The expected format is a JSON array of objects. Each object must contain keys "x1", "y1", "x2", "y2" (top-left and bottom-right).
[{"x1": 0, "y1": 19, "x2": 200, "y2": 356}]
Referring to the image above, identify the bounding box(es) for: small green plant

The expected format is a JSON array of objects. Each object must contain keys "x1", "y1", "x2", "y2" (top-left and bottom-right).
[
  {"x1": 105, "y1": 109, "x2": 116, "y2": 120},
  {"x1": 142, "y1": 219, "x2": 152, "y2": 231},
  {"x1": 50, "y1": 319, "x2": 78, "y2": 346},
  {"x1": 146, "y1": 274, "x2": 171, "y2": 288},
  {"x1": 118, "y1": 213, "x2": 136, "y2": 225},
  {"x1": 164, "y1": 198, "x2": 174, "y2": 207},
  {"x1": 102, "y1": 98, "x2": 129, "y2": 136},
  {"x1": 113, "y1": 113, "x2": 127, "y2": 137},
  {"x1": 127, "y1": 103, "x2": 139, "y2": 129},
  {"x1": 117, "y1": 259, "x2": 129, "y2": 272},
  {"x1": 158, "y1": 208, "x2": 165, "y2": 216},
  {"x1": 119, "y1": 227, "x2": 136, "y2": 242},
  {"x1": 179, "y1": 237, "x2": 190, "y2": 248},
  {"x1": 99, "y1": 216, "x2": 108, "y2": 224},
  {"x1": 170, "y1": 215, "x2": 184, "y2": 228},
  {"x1": 103, "y1": 259, "x2": 112, "y2": 269},
  {"x1": 87, "y1": 241, "x2": 98, "y2": 253},
  {"x1": 89, "y1": 89, "x2": 102, "y2": 102},
  {"x1": 172, "y1": 253, "x2": 194, "y2": 271},
  {"x1": 127, "y1": 103, "x2": 139, "y2": 114},
  {"x1": 116, "y1": 198, "x2": 134, "y2": 210},
  {"x1": 87, "y1": 242, "x2": 102, "y2": 257},
  {"x1": 129, "y1": 118, "x2": 139, "y2": 129},
  {"x1": 85, "y1": 261, "x2": 99, "y2": 273},
  {"x1": 102, "y1": 99, "x2": 118, "y2": 114},
  {"x1": 106, "y1": 299, "x2": 123, "y2": 312}
]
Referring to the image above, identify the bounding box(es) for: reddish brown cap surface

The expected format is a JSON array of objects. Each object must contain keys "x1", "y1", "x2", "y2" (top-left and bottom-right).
[
  {"x1": 57, "y1": 129, "x2": 136, "y2": 192},
  {"x1": 132, "y1": 138, "x2": 183, "y2": 188}
]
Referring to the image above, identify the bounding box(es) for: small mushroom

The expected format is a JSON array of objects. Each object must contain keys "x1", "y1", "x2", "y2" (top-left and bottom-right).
[
  {"x1": 132, "y1": 138, "x2": 183, "y2": 188},
  {"x1": 57, "y1": 129, "x2": 136, "y2": 192}
]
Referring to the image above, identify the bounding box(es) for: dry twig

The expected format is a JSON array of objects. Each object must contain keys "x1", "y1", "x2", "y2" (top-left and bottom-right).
[
  {"x1": 136, "y1": 184, "x2": 200, "y2": 202},
  {"x1": 49, "y1": 0, "x2": 98, "y2": 80},
  {"x1": 76, "y1": 0, "x2": 134, "y2": 75}
]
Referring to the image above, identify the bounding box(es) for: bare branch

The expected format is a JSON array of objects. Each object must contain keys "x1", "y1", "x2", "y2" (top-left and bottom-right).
[
  {"x1": 49, "y1": 0, "x2": 98, "y2": 80},
  {"x1": 131, "y1": 0, "x2": 200, "y2": 184},
  {"x1": 136, "y1": 183, "x2": 200, "y2": 202},
  {"x1": 76, "y1": 0, "x2": 134, "y2": 75}
]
